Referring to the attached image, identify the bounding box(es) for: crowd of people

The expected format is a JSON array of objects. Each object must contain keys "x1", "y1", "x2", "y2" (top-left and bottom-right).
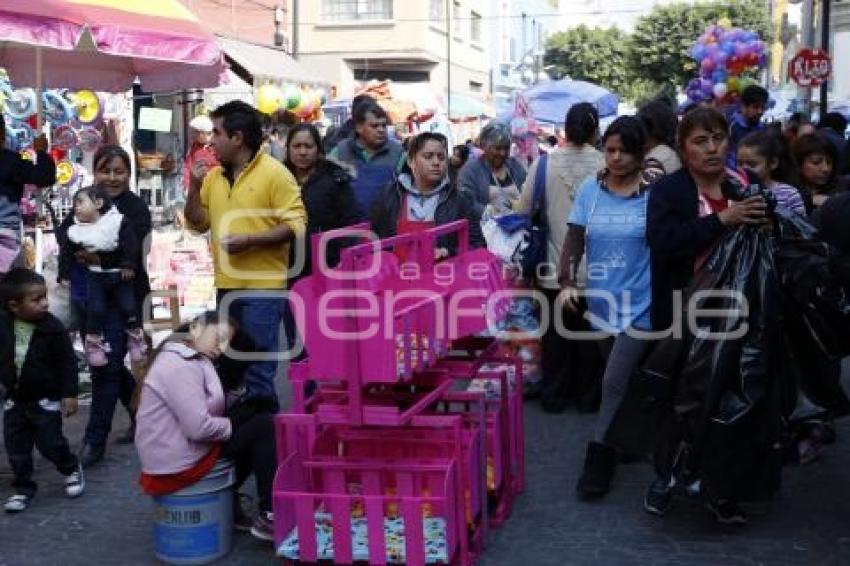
[{"x1": 0, "y1": 84, "x2": 847, "y2": 550}]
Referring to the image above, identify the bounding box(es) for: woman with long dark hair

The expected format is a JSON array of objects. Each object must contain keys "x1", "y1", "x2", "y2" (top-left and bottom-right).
[
  {"x1": 284, "y1": 123, "x2": 364, "y2": 280},
  {"x1": 57, "y1": 145, "x2": 152, "y2": 467},
  {"x1": 559, "y1": 116, "x2": 662, "y2": 498},
  {"x1": 793, "y1": 132, "x2": 847, "y2": 214}
]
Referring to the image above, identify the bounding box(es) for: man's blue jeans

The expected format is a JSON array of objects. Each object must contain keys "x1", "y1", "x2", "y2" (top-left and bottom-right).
[{"x1": 217, "y1": 290, "x2": 286, "y2": 411}]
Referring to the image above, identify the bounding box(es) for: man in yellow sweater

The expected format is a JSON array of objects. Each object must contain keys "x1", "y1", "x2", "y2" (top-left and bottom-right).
[{"x1": 185, "y1": 101, "x2": 306, "y2": 411}]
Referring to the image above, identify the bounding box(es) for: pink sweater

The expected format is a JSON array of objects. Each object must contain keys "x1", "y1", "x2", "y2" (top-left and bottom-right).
[{"x1": 135, "y1": 342, "x2": 232, "y2": 475}]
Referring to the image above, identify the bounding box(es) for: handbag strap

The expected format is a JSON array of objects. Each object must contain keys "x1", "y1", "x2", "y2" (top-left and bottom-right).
[{"x1": 530, "y1": 153, "x2": 548, "y2": 225}]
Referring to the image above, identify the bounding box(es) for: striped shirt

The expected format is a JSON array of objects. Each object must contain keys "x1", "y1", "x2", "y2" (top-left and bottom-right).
[{"x1": 770, "y1": 182, "x2": 806, "y2": 216}]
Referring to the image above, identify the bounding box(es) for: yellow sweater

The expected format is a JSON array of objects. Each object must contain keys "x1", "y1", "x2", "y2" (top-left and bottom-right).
[{"x1": 190, "y1": 152, "x2": 306, "y2": 289}]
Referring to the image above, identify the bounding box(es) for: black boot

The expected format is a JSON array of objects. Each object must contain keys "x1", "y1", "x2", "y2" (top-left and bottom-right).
[
  {"x1": 576, "y1": 441, "x2": 618, "y2": 498},
  {"x1": 79, "y1": 444, "x2": 105, "y2": 469}
]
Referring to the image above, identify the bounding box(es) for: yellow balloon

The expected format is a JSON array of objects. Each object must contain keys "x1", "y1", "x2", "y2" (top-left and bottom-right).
[
  {"x1": 255, "y1": 84, "x2": 283, "y2": 114},
  {"x1": 718, "y1": 17, "x2": 732, "y2": 29}
]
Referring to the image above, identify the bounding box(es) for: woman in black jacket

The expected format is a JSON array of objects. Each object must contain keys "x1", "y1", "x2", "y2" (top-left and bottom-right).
[
  {"x1": 644, "y1": 107, "x2": 770, "y2": 524},
  {"x1": 370, "y1": 132, "x2": 484, "y2": 255},
  {"x1": 284, "y1": 123, "x2": 364, "y2": 281},
  {"x1": 55, "y1": 145, "x2": 152, "y2": 467}
]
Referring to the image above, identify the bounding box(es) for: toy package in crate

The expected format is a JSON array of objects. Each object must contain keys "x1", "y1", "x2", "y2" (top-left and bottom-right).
[
  {"x1": 443, "y1": 337, "x2": 526, "y2": 495},
  {"x1": 428, "y1": 364, "x2": 519, "y2": 528},
  {"x1": 277, "y1": 409, "x2": 488, "y2": 556},
  {"x1": 274, "y1": 416, "x2": 474, "y2": 565}
]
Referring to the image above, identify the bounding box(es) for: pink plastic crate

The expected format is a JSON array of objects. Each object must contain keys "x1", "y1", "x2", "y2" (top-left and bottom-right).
[
  {"x1": 289, "y1": 221, "x2": 509, "y2": 386},
  {"x1": 428, "y1": 368, "x2": 513, "y2": 527},
  {"x1": 273, "y1": 419, "x2": 472, "y2": 565},
  {"x1": 277, "y1": 410, "x2": 488, "y2": 556},
  {"x1": 441, "y1": 339, "x2": 526, "y2": 496},
  {"x1": 273, "y1": 457, "x2": 464, "y2": 565},
  {"x1": 289, "y1": 362, "x2": 454, "y2": 427}
]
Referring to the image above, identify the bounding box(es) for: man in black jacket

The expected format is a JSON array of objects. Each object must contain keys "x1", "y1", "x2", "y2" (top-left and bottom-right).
[{"x1": 1, "y1": 269, "x2": 83, "y2": 513}]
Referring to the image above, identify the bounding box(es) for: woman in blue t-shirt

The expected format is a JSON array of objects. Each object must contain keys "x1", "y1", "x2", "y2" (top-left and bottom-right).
[{"x1": 558, "y1": 116, "x2": 663, "y2": 498}]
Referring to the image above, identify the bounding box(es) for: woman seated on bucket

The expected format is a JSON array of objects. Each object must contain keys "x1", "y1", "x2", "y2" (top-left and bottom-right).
[
  {"x1": 369, "y1": 131, "x2": 484, "y2": 258},
  {"x1": 134, "y1": 311, "x2": 277, "y2": 543}
]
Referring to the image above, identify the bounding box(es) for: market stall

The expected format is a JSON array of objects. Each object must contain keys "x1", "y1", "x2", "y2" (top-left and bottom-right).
[{"x1": 0, "y1": 0, "x2": 225, "y2": 316}]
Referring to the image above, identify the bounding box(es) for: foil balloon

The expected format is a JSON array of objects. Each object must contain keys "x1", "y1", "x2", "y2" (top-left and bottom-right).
[
  {"x1": 2, "y1": 88, "x2": 37, "y2": 121},
  {"x1": 71, "y1": 90, "x2": 105, "y2": 125},
  {"x1": 77, "y1": 128, "x2": 103, "y2": 153},
  {"x1": 51, "y1": 124, "x2": 79, "y2": 151},
  {"x1": 4, "y1": 122, "x2": 35, "y2": 152},
  {"x1": 56, "y1": 160, "x2": 78, "y2": 188},
  {"x1": 42, "y1": 90, "x2": 76, "y2": 125}
]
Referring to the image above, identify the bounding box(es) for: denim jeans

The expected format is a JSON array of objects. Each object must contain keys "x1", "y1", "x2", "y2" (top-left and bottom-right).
[
  {"x1": 4, "y1": 401, "x2": 78, "y2": 497},
  {"x1": 86, "y1": 270, "x2": 138, "y2": 335},
  {"x1": 82, "y1": 305, "x2": 136, "y2": 448},
  {"x1": 217, "y1": 290, "x2": 286, "y2": 411}
]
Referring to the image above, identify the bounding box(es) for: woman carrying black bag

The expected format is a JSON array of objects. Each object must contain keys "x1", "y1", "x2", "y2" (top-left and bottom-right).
[{"x1": 514, "y1": 103, "x2": 604, "y2": 410}]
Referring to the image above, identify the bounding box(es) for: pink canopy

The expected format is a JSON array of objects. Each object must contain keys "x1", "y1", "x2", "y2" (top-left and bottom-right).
[{"x1": 0, "y1": 0, "x2": 225, "y2": 91}]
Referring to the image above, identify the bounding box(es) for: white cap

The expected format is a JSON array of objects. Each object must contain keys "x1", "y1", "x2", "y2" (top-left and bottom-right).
[{"x1": 189, "y1": 115, "x2": 213, "y2": 133}]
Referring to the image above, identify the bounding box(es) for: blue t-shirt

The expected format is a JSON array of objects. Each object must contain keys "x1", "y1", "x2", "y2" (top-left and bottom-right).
[{"x1": 568, "y1": 177, "x2": 652, "y2": 333}]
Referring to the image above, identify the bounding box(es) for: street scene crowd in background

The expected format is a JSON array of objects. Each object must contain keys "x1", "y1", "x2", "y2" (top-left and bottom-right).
[{"x1": 1, "y1": 1, "x2": 849, "y2": 564}]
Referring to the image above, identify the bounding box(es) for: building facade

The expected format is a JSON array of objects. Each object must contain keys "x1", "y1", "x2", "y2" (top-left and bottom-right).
[
  {"x1": 831, "y1": 0, "x2": 850, "y2": 101},
  {"x1": 288, "y1": 0, "x2": 492, "y2": 101},
  {"x1": 489, "y1": 0, "x2": 560, "y2": 111}
]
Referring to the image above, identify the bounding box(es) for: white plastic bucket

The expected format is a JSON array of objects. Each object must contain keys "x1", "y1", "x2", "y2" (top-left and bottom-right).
[{"x1": 152, "y1": 459, "x2": 236, "y2": 565}]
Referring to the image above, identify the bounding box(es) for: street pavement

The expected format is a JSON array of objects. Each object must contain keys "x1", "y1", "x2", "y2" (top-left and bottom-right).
[{"x1": 1, "y1": 372, "x2": 849, "y2": 566}]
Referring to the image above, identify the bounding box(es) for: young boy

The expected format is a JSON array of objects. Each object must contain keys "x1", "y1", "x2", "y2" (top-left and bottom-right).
[
  {"x1": 727, "y1": 85, "x2": 769, "y2": 167},
  {"x1": 1, "y1": 268, "x2": 83, "y2": 513}
]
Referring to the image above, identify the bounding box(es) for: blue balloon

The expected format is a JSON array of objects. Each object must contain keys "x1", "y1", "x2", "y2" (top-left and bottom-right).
[
  {"x1": 712, "y1": 69, "x2": 728, "y2": 83},
  {"x1": 692, "y1": 44, "x2": 706, "y2": 61}
]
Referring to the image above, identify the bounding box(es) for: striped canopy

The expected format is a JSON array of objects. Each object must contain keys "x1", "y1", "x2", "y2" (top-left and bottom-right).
[{"x1": 0, "y1": 0, "x2": 225, "y2": 91}]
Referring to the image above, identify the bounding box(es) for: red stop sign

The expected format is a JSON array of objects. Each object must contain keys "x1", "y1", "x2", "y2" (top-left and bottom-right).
[{"x1": 789, "y1": 48, "x2": 832, "y2": 87}]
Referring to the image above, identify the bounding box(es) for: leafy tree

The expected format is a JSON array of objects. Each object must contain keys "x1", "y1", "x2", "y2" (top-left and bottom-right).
[
  {"x1": 628, "y1": 0, "x2": 773, "y2": 92},
  {"x1": 544, "y1": 25, "x2": 631, "y2": 96}
]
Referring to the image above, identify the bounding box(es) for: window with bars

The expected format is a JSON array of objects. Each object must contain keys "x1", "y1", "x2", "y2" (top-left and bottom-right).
[
  {"x1": 470, "y1": 11, "x2": 482, "y2": 43},
  {"x1": 322, "y1": 0, "x2": 393, "y2": 22}
]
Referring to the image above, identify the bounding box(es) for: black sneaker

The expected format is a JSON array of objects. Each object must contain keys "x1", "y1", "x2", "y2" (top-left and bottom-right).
[
  {"x1": 250, "y1": 511, "x2": 274, "y2": 542},
  {"x1": 234, "y1": 493, "x2": 254, "y2": 533},
  {"x1": 707, "y1": 499, "x2": 747, "y2": 525},
  {"x1": 644, "y1": 476, "x2": 674, "y2": 516}
]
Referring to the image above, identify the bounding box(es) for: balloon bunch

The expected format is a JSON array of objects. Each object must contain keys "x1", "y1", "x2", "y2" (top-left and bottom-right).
[
  {"x1": 687, "y1": 23, "x2": 767, "y2": 105},
  {"x1": 254, "y1": 84, "x2": 328, "y2": 121}
]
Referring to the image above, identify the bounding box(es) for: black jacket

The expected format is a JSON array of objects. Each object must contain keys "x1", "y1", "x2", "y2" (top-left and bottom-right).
[
  {"x1": 58, "y1": 213, "x2": 139, "y2": 278},
  {"x1": 646, "y1": 168, "x2": 725, "y2": 331},
  {"x1": 369, "y1": 178, "x2": 485, "y2": 253},
  {"x1": 0, "y1": 148, "x2": 55, "y2": 231},
  {"x1": 0, "y1": 310, "x2": 78, "y2": 402},
  {"x1": 288, "y1": 159, "x2": 365, "y2": 280},
  {"x1": 57, "y1": 189, "x2": 152, "y2": 304}
]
